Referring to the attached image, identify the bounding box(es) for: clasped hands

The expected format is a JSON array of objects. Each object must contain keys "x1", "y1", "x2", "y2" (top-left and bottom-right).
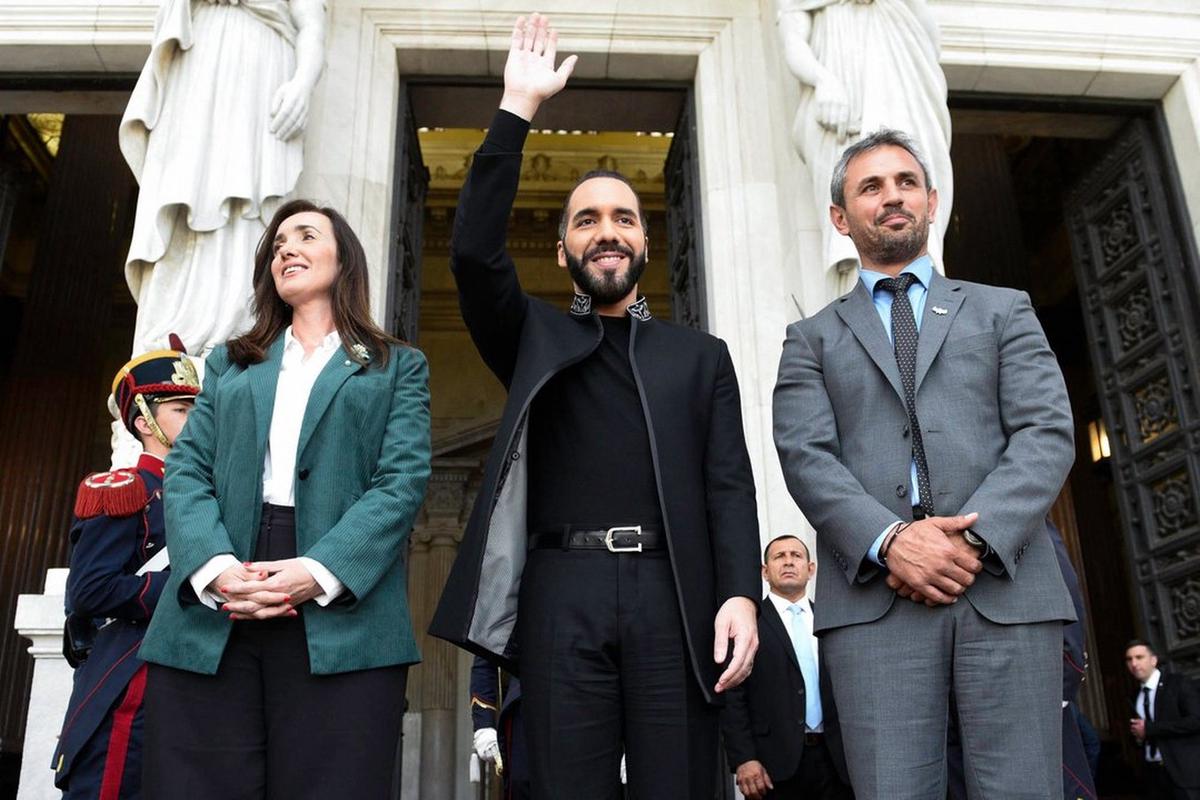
[
  {"x1": 209, "y1": 559, "x2": 321, "y2": 620},
  {"x1": 883, "y1": 512, "x2": 983, "y2": 607}
]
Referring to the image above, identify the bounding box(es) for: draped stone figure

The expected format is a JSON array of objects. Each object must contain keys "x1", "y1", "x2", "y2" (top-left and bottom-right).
[
  {"x1": 776, "y1": 0, "x2": 952, "y2": 296},
  {"x1": 120, "y1": 0, "x2": 327, "y2": 358},
  {"x1": 110, "y1": 0, "x2": 325, "y2": 466}
]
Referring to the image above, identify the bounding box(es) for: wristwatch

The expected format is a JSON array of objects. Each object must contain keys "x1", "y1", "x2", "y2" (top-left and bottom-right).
[{"x1": 962, "y1": 529, "x2": 987, "y2": 552}]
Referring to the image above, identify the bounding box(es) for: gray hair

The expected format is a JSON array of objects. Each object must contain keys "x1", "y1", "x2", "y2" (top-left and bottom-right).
[{"x1": 830, "y1": 129, "x2": 934, "y2": 208}]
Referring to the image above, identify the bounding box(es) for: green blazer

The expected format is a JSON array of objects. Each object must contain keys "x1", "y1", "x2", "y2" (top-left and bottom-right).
[{"x1": 140, "y1": 336, "x2": 431, "y2": 675}]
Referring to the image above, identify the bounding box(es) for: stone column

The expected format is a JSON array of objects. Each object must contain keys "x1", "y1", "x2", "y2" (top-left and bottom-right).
[
  {"x1": 406, "y1": 461, "x2": 475, "y2": 800},
  {"x1": 14, "y1": 569, "x2": 70, "y2": 800}
]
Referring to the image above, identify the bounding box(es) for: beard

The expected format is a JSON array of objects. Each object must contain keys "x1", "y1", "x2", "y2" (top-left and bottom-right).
[
  {"x1": 851, "y1": 206, "x2": 931, "y2": 267},
  {"x1": 565, "y1": 242, "x2": 648, "y2": 305}
]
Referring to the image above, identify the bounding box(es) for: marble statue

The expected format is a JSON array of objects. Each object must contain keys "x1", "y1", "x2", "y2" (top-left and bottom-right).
[
  {"x1": 111, "y1": 0, "x2": 325, "y2": 466},
  {"x1": 120, "y1": 0, "x2": 327, "y2": 358},
  {"x1": 776, "y1": 0, "x2": 953, "y2": 294}
]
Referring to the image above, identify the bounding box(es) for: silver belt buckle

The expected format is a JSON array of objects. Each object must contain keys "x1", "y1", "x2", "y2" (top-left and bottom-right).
[{"x1": 604, "y1": 525, "x2": 643, "y2": 553}]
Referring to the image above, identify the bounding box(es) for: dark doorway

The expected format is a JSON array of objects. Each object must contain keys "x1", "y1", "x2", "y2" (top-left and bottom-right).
[
  {"x1": 944, "y1": 96, "x2": 1200, "y2": 798},
  {"x1": 0, "y1": 110, "x2": 138, "y2": 793}
]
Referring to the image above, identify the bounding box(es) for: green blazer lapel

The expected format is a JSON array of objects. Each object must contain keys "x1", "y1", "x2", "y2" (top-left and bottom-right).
[
  {"x1": 249, "y1": 336, "x2": 287, "y2": 461},
  {"x1": 915, "y1": 274, "x2": 965, "y2": 393},
  {"x1": 834, "y1": 282, "x2": 905, "y2": 404},
  {"x1": 296, "y1": 345, "x2": 366, "y2": 459}
]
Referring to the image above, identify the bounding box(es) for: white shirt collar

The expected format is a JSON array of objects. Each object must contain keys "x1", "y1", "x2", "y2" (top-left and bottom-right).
[
  {"x1": 283, "y1": 325, "x2": 341, "y2": 359},
  {"x1": 1143, "y1": 668, "x2": 1162, "y2": 691},
  {"x1": 767, "y1": 590, "x2": 810, "y2": 618}
]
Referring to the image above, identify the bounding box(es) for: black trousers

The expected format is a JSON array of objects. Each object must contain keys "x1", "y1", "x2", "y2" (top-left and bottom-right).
[
  {"x1": 765, "y1": 739, "x2": 853, "y2": 800},
  {"x1": 143, "y1": 505, "x2": 408, "y2": 800},
  {"x1": 516, "y1": 548, "x2": 718, "y2": 800}
]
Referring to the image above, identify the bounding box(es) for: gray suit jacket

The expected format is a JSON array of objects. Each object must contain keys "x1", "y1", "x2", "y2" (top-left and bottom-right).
[{"x1": 773, "y1": 272, "x2": 1077, "y2": 632}]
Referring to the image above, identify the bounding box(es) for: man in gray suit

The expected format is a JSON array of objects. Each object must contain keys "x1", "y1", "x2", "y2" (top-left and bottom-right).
[{"x1": 773, "y1": 128, "x2": 1077, "y2": 799}]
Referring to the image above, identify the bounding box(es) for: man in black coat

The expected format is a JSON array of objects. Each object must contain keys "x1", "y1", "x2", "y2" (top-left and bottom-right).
[
  {"x1": 1127, "y1": 640, "x2": 1200, "y2": 799},
  {"x1": 429, "y1": 13, "x2": 761, "y2": 800},
  {"x1": 721, "y1": 535, "x2": 852, "y2": 800}
]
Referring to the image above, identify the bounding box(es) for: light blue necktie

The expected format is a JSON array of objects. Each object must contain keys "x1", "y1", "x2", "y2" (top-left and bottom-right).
[{"x1": 788, "y1": 603, "x2": 823, "y2": 730}]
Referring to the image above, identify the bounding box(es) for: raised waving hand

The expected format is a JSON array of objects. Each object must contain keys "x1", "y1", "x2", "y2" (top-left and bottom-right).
[{"x1": 499, "y1": 13, "x2": 578, "y2": 122}]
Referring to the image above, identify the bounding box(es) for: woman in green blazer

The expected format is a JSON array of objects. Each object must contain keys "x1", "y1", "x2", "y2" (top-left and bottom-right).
[{"x1": 140, "y1": 199, "x2": 431, "y2": 799}]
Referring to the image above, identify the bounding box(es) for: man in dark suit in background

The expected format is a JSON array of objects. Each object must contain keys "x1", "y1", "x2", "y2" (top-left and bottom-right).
[
  {"x1": 722, "y1": 535, "x2": 852, "y2": 800},
  {"x1": 1127, "y1": 640, "x2": 1200, "y2": 799}
]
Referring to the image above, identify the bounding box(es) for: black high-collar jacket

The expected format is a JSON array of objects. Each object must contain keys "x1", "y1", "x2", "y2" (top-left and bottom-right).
[
  {"x1": 429, "y1": 111, "x2": 761, "y2": 703},
  {"x1": 432, "y1": 110, "x2": 758, "y2": 700}
]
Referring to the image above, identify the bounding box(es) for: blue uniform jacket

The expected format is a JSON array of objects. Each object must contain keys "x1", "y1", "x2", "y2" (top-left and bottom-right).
[{"x1": 52, "y1": 454, "x2": 169, "y2": 788}]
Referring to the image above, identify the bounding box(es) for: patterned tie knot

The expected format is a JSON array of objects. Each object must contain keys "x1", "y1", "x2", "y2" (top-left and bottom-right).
[{"x1": 878, "y1": 272, "x2": 918, "y2": 296}]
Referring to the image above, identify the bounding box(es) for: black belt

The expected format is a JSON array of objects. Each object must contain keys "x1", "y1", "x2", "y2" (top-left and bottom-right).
[
  {"x1": 912, "y1": 506, "x2": 926, "y2": 521},
  {"x1": 528, "y1": 525, "x2": 663, "y2": 553}
]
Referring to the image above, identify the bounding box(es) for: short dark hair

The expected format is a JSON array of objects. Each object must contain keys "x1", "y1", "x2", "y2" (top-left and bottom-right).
[
  {"x1": 763, "y1": 534, "x2": 811, "y2": 564},
  {"x1": 558, "y1": 169, "x2": 648, "y2": 240},
  {"x1": 830, "y1": 128, "x2": 934, "y2": 208},
  {"x1": 1126, "y1": 638, "x2": 1156, "y2": 657}
]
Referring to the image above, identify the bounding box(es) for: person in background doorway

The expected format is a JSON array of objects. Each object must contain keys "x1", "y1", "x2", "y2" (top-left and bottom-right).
[{"x1": 1126, "y1": 640, "x2": 1200, "y2": 799}]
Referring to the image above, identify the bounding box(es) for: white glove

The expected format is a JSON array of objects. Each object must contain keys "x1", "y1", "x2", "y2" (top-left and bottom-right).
[
  {"x1": 620, "y1": 754, "x2": 627, "y2": 784},
  {"x1": 474, "y1": 727, "x2": 501, "y2": 764}
]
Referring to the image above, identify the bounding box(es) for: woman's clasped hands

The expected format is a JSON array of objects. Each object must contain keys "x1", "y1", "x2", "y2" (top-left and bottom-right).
[{"x1": 211, "y1": 560, "x2": 321, "y2": 620}]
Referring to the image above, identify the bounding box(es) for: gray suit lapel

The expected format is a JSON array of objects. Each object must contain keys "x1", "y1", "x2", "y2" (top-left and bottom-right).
[
  {"x1": 763, "y1": 598, "x2": 801, "y2": 673},
  {"x1": 834, "y1": 282, "x2": 905, "y2": 403},
  {"x1": 915, "y1": 274, "x2": 965, "y2": 393}
]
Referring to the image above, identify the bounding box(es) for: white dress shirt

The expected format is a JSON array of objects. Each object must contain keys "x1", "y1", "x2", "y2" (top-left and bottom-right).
[
  {"x1": 188, "y1": 327, "x2": 345, "y2": 608},
  {"x1": 1139, "y1": 668, "x2": 1164, "y2": 763},
  {"x1": 766, "y1": 591, "x2": 823, "y2": 732}
]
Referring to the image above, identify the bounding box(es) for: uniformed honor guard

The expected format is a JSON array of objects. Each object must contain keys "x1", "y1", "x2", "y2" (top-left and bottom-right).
[
  {"x1": 52, "y1": 342, "x2": 200, "y2": 799},
  {"x1": 471, "y1": 656, "x2": 529, "y2": 800}
]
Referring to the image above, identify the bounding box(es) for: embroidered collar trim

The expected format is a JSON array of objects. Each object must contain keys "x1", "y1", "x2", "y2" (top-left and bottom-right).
[
  {"x1": 626, "y1": 297, "x2": 652, "y2": 321},
  {"x1": 568, "y1": 293, "x2": 653, "y2": 321},
  {"x1": 570, "y1": 293, "x2": 592, "y2": 316}
]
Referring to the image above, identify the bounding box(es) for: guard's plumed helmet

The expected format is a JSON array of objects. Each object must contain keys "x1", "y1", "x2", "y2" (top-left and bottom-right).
[{"x1": 110, "y1": 335, "x2": 201, "y2": 438}]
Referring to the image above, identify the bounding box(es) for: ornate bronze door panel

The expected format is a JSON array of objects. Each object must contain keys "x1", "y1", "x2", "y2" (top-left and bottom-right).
[
  {"x1": 665, "y1": 91, "x2": 707, "y2": 331},
  {"x1": 1066, "y1": 118, "x2": 1200, "y2": 672},
  {"x1": 388, "y1": 84, "x2": 430, "y2": 344}
]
